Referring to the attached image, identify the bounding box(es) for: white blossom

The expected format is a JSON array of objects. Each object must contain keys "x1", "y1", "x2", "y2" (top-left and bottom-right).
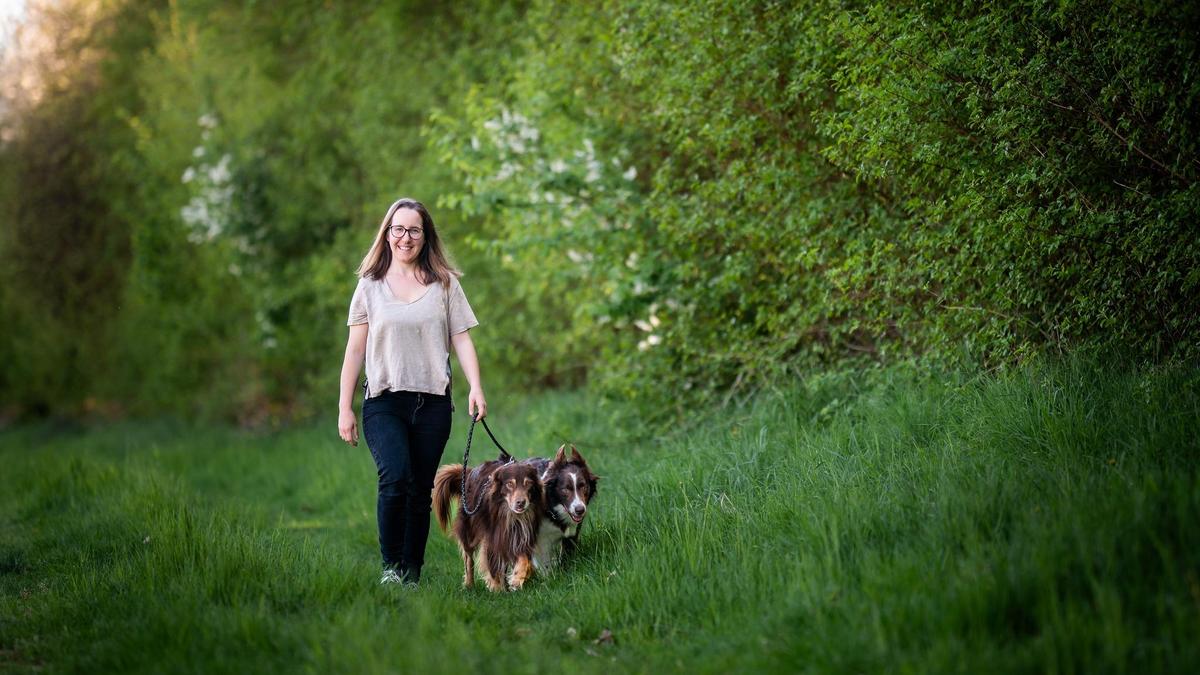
[
  {"x1": 636, "y1": 334, "x2": 662, "y2": 351},
  {"x1": 585, "y1": 160, "x2": 602, "y2": 183},
  {"x1": 208, "y1": 154, "x2": 232, "y2": 184},
  {"x1": 566, "y1": 249, "x2": 594, "y2": 264},
  {"x1": 180, "y1": 150, "x2": 235, "y2": 243},
  {"x1": 495, "y1": 162, "x2": 517, "y2": 181}
]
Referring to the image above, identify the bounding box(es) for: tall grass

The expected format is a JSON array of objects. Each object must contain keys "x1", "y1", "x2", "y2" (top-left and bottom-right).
[{"x1": 2, "y1": 358, "x2": 1197, "y2": 673}]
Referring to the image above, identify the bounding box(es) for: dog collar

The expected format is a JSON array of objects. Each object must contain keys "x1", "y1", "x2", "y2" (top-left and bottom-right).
[{"x1": 548, "y1": 508, "x2": 569, "y2": 527}]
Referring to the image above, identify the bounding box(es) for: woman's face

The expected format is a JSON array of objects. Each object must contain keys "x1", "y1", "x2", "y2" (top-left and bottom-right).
[{"x1": 388, "y1": 208, "x2": 425, "y2": 266}]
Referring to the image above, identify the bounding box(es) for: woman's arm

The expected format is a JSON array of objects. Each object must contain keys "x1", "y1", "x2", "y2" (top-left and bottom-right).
[
  {"x1": 338, "y1": 323, "x2": 369, "y2": 445},
  {"x1": 451, "y1": 329, "x2": 487, "y2": 419}
]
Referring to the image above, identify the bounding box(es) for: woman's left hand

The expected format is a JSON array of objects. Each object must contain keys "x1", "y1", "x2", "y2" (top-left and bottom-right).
[{"x1": 468, "y1": 388, "x2": 488, "y2": 420}]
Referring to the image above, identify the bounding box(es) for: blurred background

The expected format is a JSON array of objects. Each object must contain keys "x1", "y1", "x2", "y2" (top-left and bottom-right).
[{"x1": 1, "y1": 0, "x2": 1197, "y2": 426}]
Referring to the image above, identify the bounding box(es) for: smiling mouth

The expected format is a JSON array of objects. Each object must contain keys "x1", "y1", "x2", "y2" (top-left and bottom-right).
[{"x1": 568, "y1": 511, "x2": 584, "y2": 523}]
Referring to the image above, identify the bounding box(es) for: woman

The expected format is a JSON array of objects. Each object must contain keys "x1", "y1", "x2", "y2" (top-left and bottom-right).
[{"x1": 337, "y1": 197, "x2": 487, "y2": 586}]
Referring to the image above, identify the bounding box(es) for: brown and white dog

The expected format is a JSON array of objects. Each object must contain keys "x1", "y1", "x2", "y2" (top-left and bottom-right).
[
  {"x1": 521, "y1": 445, "x2": 599, "y2": 571},
  {"x1": 432, "y1": 459, "x2": 545, "y2": 591}
]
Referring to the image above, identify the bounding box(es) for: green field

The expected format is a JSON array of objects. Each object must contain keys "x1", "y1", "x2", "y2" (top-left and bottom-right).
[{"x1": 2, "y1": 358, "x2": 1197, "y2": 673}]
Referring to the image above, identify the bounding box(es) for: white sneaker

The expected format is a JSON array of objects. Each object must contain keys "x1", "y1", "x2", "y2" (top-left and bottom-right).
[{"x1": 380, "y1": 569, "x2": 404, "y2": 585}]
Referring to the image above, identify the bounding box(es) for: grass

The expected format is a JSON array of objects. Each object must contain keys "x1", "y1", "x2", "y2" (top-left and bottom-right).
[{"x1": 1, "y1": 357, "x2": 1198, "y2": 673}]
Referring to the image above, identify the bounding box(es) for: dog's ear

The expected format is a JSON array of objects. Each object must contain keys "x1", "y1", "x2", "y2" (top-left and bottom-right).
[
  {"x1": 526, "y1": 467, "x2": 543, "y2": 498},
  {"x1": 552, "y1": 444, "x2": 567, "y2": 465},
  {"x1": 569, "y1": 445, "x2": 585, "y2": 464}
]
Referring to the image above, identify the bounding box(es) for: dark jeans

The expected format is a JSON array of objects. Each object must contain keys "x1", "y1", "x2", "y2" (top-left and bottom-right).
[{"x1": 361, "y1": 389, "x2": 453, "y2": 581}]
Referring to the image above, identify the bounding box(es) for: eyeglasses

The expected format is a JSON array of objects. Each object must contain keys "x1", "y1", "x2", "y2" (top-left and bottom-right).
[{"x1": 389, "y1": 226, "x2": 424, "y2": 240}]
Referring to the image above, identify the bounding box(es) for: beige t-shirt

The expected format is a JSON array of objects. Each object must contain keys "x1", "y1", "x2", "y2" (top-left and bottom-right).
[{"x1": 347, "y1": 275, "x2": 479, "y2": 399}]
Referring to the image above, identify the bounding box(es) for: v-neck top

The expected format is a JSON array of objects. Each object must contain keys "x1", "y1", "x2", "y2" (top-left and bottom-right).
[{"x1": 346, "y1": 275, "x2": 478, "y2": 398}]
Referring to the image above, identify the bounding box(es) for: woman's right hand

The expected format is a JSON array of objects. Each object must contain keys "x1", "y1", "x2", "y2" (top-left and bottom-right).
[{"x1": 338, "y1": 408, "x2": 358, "y2": 446}]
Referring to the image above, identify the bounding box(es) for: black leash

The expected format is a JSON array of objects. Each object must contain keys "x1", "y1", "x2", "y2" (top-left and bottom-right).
[{"x1": 460, "y1": 413, "x2": 513, "y2": 516}]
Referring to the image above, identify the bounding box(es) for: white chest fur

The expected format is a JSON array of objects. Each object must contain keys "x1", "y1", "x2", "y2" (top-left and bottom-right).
[{"x1": 531, "y1": 516, "x2": 581, "y2": 571}]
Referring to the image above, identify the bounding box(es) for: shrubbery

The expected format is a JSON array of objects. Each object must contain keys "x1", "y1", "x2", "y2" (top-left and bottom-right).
[
  {"x1": 436, "y1": 0, "x2": 1200, "y2": 409},
  {"x1": 1, "y1": 0, "x2": 1196, "y2": 421}
]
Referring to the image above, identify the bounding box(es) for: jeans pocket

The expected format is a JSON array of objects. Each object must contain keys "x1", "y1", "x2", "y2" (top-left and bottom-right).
[
  {"x1": 362, "y1": 395, "x2": 385, "y2": 421},
  {"x1": 361, "y1": 412, "x2": 383, "y2": 465},
  {"x1": 420, "y1": 396, "x2": 453, "y2": 422}
]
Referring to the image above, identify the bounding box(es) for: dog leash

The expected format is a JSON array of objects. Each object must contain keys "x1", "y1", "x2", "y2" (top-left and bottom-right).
[{"x1": 460, "y1": 413, "x2": 514, "y2": 516}]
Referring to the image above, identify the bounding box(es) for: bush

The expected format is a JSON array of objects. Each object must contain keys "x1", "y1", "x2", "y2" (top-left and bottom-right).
[
  {"x1": 2, "y1": 0, "x2": 1196, "y2": 420},
  {"x1": 434, "y1": 0, "x2": 1200, "y2": 411}
]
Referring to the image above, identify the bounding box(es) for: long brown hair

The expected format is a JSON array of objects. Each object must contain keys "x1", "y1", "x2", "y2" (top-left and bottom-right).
[{"x1": 355, "y1": 198, "x2": 461, "y2": 286}]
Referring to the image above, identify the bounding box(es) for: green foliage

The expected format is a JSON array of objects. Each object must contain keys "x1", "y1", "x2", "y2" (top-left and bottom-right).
[
  {"x1": 820, "y1": 0, "x2": 1200, "y2": 361},
  {"x1": 0, "y1": 0, "x2": 159, "y2": 416},
  {"x1": 2, "y1": 0, "x2": 526, "y2": 421},
  {"x1": 2, "y1": 359, "x2": 1198, "y2": 671},
  {"x1": 435, "y1": 0, "x2": 1200, "y2": 410},
  {"x1": 1, "y1": 0, "x2": 1196, "y2": 420}
]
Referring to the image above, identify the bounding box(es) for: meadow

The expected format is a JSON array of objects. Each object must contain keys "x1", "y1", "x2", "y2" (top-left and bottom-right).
[
  {"x1": 3, "y1": 3, "x2": 1197, "y2": 672},
  {"x1": 2, "y1": 357, "x2": 1198, "y2": 673}
]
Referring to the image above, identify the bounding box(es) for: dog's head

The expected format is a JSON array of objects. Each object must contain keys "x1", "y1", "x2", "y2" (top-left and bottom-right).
[
  {"x1": 545, "y1": 444, "x2": 600, "y2": 524},
  {"x1": 491, "y1": 462, "x2": 542, "y2": 516}
]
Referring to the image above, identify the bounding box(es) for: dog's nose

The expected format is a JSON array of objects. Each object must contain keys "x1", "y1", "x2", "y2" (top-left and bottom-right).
[
  {"x1": 515, "y1": 499, "x2": 527, "y2": 510},
  {"x1": 573, "y1": 506, "x2": 585, "y2": 517}
]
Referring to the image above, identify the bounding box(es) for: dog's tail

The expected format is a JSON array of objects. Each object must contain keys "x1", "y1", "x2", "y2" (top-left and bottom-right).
[{"x1": 432, "y1": 464, "x2": 465, "y2": 532}]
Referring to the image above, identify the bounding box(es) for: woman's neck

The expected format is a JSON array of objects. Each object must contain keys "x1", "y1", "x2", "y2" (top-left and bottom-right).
[{"x1": 388, "y1": 260, "x2": 420, "y2": 278}]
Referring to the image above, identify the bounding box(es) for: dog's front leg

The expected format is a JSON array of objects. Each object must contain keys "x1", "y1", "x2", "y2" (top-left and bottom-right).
[
  {"x1": 562, "y1": 534, "x2": 578, "y2": 558},
  {"x1": 482, "y1": 547, "x2": 505, "y2": 592},
  {"x1": 508, "y1": 555, "x2": 534, "y2": 591}
]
